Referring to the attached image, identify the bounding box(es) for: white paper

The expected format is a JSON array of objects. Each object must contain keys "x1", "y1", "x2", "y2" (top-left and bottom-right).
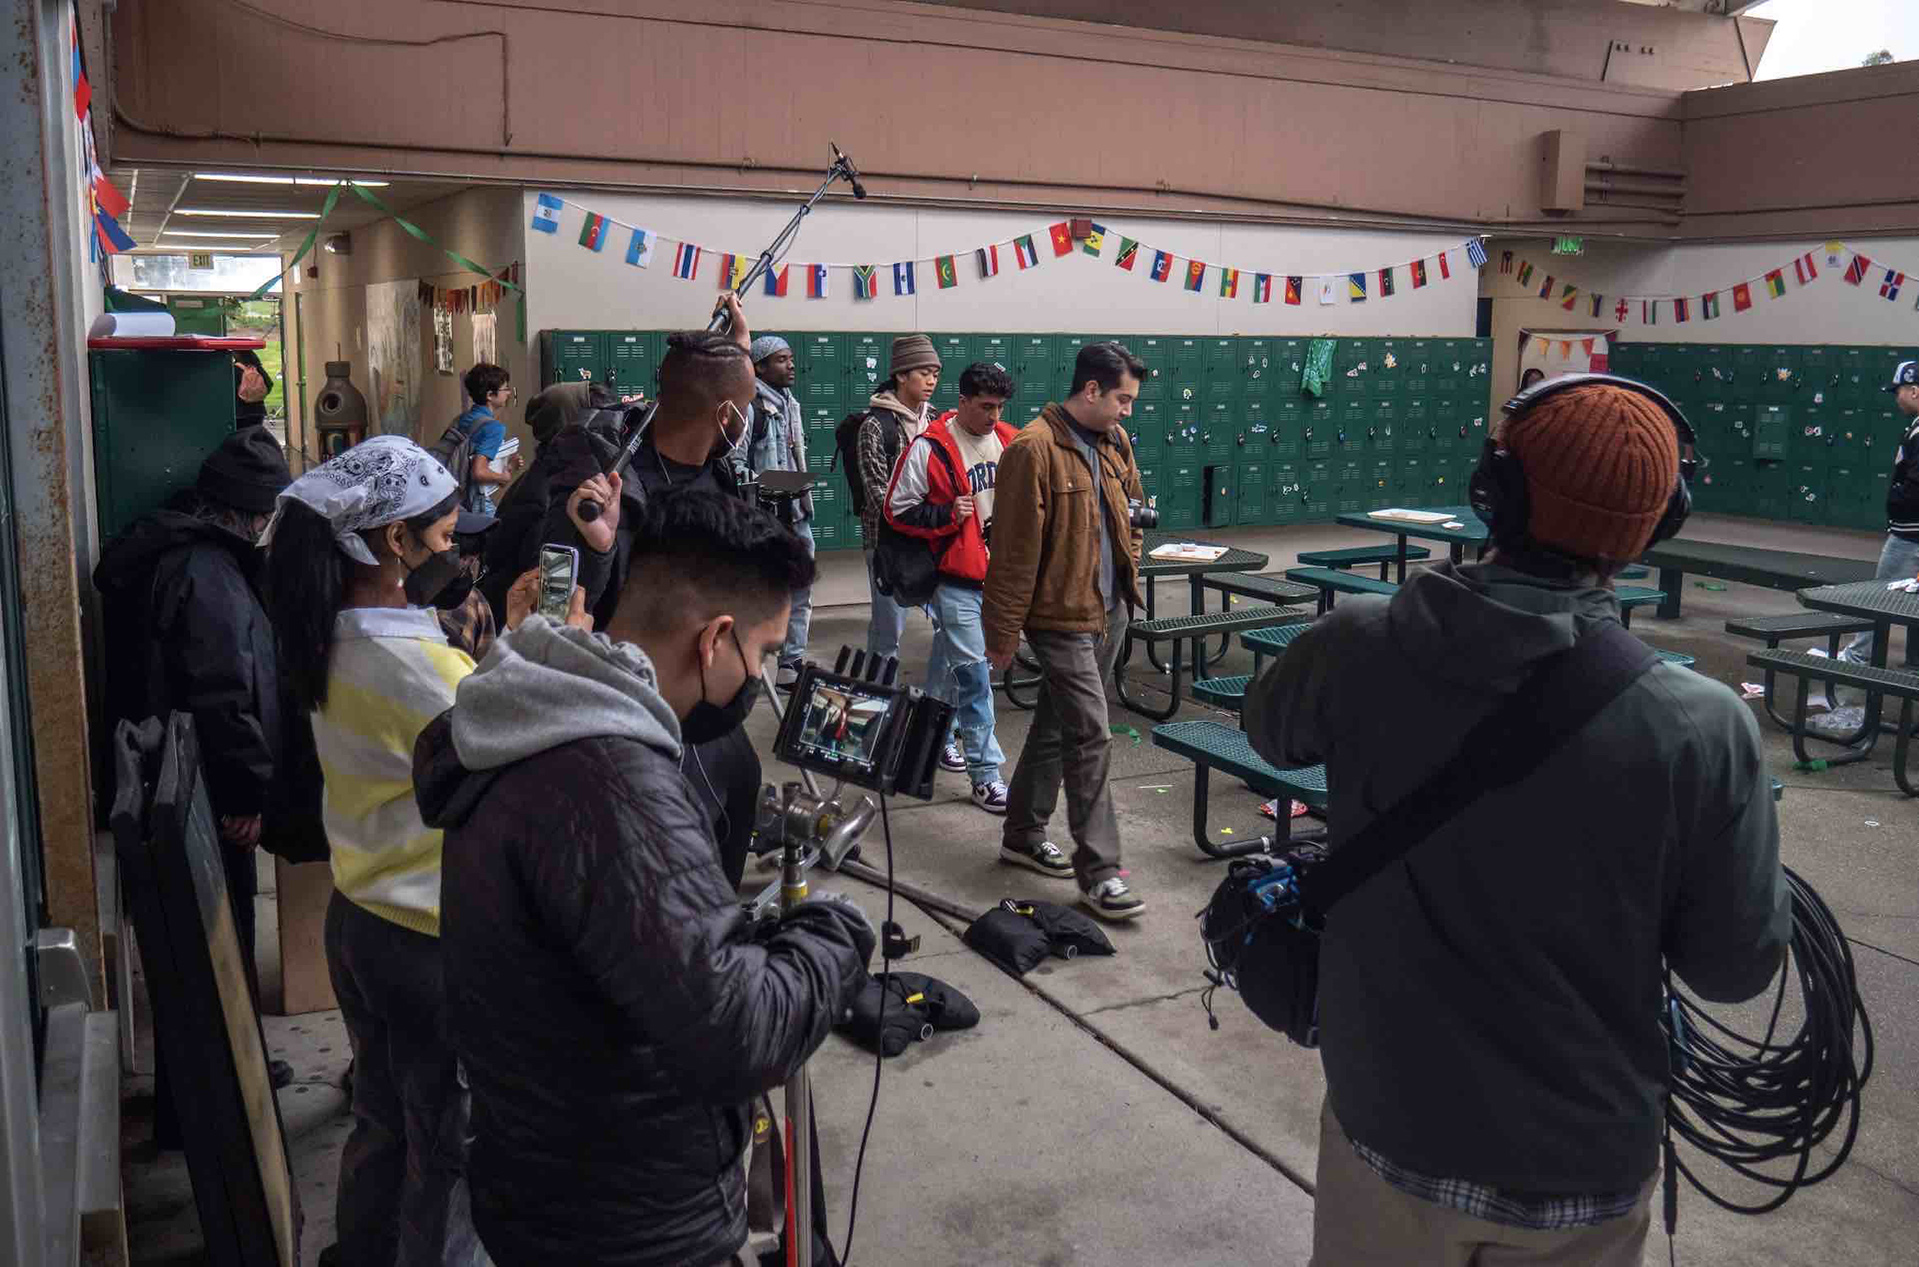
[
  {"x1": 472, "y1": 312, "x2": 497, "y2": 367},
  {"x1": 489, "y1": 437, "x2": 520, "y2": 474},
  {"x1": 1149, "y1": 542, "x2": 1229, "y2": 562},
  {"x1": 88, "y1": 311, "x2": 176, "y2": 339}
]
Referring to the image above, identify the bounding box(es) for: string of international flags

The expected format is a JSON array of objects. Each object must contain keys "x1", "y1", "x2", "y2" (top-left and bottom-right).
[
  {"x1": 532, "y1": 193, "x2": 1491, "y2": 302},
  {"x1": 1495, "y1": 241, "x2": 1914, "y2": 325}
]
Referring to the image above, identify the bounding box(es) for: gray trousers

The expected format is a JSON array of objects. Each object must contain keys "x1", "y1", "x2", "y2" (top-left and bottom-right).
[
  {"x1": 326, "y1": 891, "x2": 486, "y2": 1267},
  {"x1": 1004, "y1": 603, "x2": 1129, "y2": 886}
]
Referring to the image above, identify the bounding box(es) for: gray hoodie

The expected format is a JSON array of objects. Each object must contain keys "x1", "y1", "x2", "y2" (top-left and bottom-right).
[
  {"x1": 1246, "y1": 561, "x2": 1788, "y2": 1194},
  {"x1": 451, "y1": 616, "x2": 681, "y2": 771}
]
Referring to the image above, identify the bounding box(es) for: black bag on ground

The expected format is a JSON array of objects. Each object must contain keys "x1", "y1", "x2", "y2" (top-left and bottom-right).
[
  {"x1": 840, "y1": 970, "x2": 979, "y2": 1056},
  {"x1": 963, "y1": 907, "x2": 1052, "y2": 976},
  {"x1": 1003, "y1": 899, "x2": 1116, "y2": 959}
]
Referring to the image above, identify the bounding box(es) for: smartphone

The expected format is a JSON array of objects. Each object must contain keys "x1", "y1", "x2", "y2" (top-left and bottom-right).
[{"x1": 537, "y1": 545, "x2": 580, "y2": 620}]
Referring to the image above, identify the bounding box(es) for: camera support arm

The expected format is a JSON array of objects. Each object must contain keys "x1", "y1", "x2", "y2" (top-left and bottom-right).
[{"x1": 707, "y1": 143, "x2": 867, "y2": 337}]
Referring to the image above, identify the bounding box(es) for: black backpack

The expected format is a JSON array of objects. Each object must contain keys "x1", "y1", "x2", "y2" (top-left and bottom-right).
[
  {"x1": 830, "y1": 411, "x2": 871, "y2": 517},
  {"x1": 426, "y1": 418, "x2": 477, "y2": 506},
  {"x1": 871, "y1": 437, "x2": 962, "y2": 607}
]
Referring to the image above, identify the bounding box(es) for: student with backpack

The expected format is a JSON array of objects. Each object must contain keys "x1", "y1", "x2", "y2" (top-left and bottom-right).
[
  {"x1": 438, "y1": 363, "x2": 523, "y2": 515},
  {"x1": 851, "y1": 335, "x2": 942, "y2": 662}
]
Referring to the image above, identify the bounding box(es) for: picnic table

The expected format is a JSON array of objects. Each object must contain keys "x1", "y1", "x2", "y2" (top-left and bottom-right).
[
  {"x1": 1638, "y1": 540, "x2": 1880, "y2": 619},
  {"x1": 1134, "y1": 532, "x2": 1272, "y2": 673},
  {"x1": 1332, "y1": 505, "x2": 1489, "y2": 581}
]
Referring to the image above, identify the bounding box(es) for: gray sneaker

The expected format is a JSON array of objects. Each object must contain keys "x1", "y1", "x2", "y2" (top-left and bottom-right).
[
  {"x1": 1080, "y1": 875, "x2": 1145, "y2": 921},
  {"x1": 999, "y1": 838, "x2": 1074, "y2": 878}
]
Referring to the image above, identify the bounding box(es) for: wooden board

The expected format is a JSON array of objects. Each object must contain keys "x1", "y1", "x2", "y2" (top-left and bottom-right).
[{"x1": 273, "y1": 858, "x2": 338, "y2": 1015}]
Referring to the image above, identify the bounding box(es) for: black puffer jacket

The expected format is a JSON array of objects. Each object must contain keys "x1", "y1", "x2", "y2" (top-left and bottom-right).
[
  {"x1": 92, "y1": 497, "x2": 324, "y2": 857},
  {"x1": 414, "y1": 619, "x2": 871, "y2": 1267}
]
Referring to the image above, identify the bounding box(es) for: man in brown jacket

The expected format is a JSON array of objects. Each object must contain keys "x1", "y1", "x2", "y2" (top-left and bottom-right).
[{"x1": 984, "y1": 342, "x2": 1148, "y2": 920}]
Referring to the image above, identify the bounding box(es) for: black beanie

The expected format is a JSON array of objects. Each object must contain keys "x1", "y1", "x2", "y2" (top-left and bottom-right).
[{"x1": 198, "y1": 425, "x2": 292, "y2": 514}]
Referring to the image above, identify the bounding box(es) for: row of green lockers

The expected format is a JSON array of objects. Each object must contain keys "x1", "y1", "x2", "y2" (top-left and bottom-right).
[
  {"x1": 1606, "y1": 341, "x2": 1912, "y2": 532},
  {"x1": 540, "y1": 328, "x2": 1499, "y2": 548}
]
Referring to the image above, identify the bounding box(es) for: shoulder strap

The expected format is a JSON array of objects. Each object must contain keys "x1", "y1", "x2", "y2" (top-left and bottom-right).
[{"x1": 1297, "y1": 620, "x2": 1657, "y2": 918}]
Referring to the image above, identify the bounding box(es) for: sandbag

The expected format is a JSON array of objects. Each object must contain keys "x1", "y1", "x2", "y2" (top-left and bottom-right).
[
  {"x1": 839, "y1": 970, "x2": 978, "y2": 1057},
  {"x1": 962, "y1": 907, "x2": 1051, "y2": 976},
  {"x1": 1003, "y1": 899, "x2": 1116, "y2": 960}
]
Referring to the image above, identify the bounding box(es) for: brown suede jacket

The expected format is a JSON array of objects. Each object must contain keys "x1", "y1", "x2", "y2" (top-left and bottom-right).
[{"x1": 982, "y1": 403, "x2": 1145, "y2": 654}]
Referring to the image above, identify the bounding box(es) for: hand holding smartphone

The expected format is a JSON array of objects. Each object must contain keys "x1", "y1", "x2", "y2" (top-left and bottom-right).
[{"x1": 538, "y1": 545, "x2": 580, "y2": 620}]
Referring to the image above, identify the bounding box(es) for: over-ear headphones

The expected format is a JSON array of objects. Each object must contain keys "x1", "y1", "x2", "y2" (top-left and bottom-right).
[{"x1": 1469, "y1": 372, "x2": 1699, "y2": 557}]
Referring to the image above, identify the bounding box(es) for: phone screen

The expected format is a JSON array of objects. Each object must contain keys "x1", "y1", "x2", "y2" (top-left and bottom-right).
[{"x1": 537, "y1": 545, "x2": 579, "y2": 620}]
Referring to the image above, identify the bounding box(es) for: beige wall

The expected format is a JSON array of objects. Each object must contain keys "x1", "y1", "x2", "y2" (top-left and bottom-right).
[
  {"x1": 285, "y1": 187, "x2": 530, "y2": 465},
  {"x1": 524, "y1": 192, "x2": 1479, "y2": 353}
]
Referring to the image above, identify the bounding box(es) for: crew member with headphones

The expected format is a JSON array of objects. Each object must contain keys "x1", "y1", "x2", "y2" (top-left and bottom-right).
[{"x1": 1243, "y1": 377, "x2": 1788, "y2": 1265}]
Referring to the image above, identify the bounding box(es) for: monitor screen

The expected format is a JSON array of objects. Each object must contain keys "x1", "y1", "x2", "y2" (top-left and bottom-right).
[{"x1": 791, "y1": 678, "x2": 893, "y2": 777}]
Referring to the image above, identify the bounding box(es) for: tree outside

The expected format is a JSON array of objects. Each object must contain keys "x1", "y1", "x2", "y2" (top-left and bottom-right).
[{"x1": 1863, "y1": 49, "x2": 1895, "y2": 66}]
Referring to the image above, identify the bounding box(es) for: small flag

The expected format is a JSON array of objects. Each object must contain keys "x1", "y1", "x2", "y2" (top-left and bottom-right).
[
  {"x1": 1082, "y1": 223, "x2": 1107, "y2": 256},
  {"x1": 1673, "y1": 296, "x2": 1690, "y2": 323},
  {"x1": 1826, "y1": 241, "x2": 1847, "y2": 266},
  {"x1": 71, "y1": 13, "x2": 90, "y2": 120},
  {"x1": 1348, "y1": 272, "x2": 1368, "y2": 302},
  {"x1": 624, "y1": 228, "x2": 655, "y2": 268},
  {"x1": 1500, "y1": 250, "x2": 1514, "y2": 274},
  {"x1": 1150, "y1": 251, "x2": 1173, "y2": 283},
  {"x1": 1560, "y1": 341, "x2": 1573, "y2": 358},
  {"x1": 1582, "y1": 338, "x2": 1595, "y2": 356},
  {"x1": 1643, "y1": 300, "x2": 1657, "y2": 326},
  {"x1": 1185, "y1": 259, "x2": 1207, "y2": 292},
  {"x1": 94, "y1": 209, "x2": 135, "y2": 255},
  {"x1": 1881, "y1": 269, "x2": 1906, "y2": 301},
  {"x1": 1764, "y1": 269, "x2": 1786, "y2": 299},
  {"x1": 1465, "y1": 239, "x2": 1489, "y2": 269},
  {"x1": 1589, "y1": 292, "x2": 1604, "y2": 318},
  {"x1": 764, "y1": 265, "x2": 789, "y2": 297},
  {"x1": 1437, "y1": 252, "x2": 1451, "y2": 281},
  {"x1": 1285, "y1": 276, "x2": 1303, "y2": 305},
  {"x1": 1615, "y1": 298, "x2": 1630, "y2": 322},
  {"x1": 1014, "y1": 235, "x2": 1040, "y2": 269},
  {"x1": 935, "y1": 255, "x2": 958, "y2": 289},
  {"x1": 1702, "y1": 291, "x2": 1720, "y2": 320},
  {"x1": 1219, "y1": 267, "x2": 1239, "y2": 299},
  {"x1": 579, "y1": 213, "x2": 611, "y2": 252},
  {"x1": 1115, "y1": 238, "x2": 1140, "y2": 271},
  {"x1": 977, "y1": 245, "x2": 1001, "y2": 278},
  {"x1": 1318, "y1": 277, "x2": 1339, "y2": 305},
  {"x1": 1795, "y1": 252, "x2": 1818, "y2": 285},
  {"x1": 718, "y1": 254, "x2": 751, "y2": 290},
  {"x1": 1411, "y1": 259, "x2": 1428, "y2": 289},
  {"x1": 531, "y1": 193, "x2": 563, "y2": 234},
  {"x1": 1560, "y1": 284, "x2": 1578, "y2": 311},
  {"x1": 92, "y1": 171, "x2": 129, "y2": 221},
  {"x1": 805, "y1": 264, "x2": 828, "y2": 298},
  {"x1": 1049, "y1": 221, "x2": 1073, "y2": 257},
  {"x1": 1252, "y1": 273, "x2": 1273, "y2": 304},
  {"x1": 1844, "y1": 254, "x2": 1872, "y2": 285},
  {"x1": 1733, "y1": 282, "x2": 1753, "y2": 312},
  {"x1": 1516, "y1": 261, "x2": 1534, "y2": 287},
  {"x1": 1378, "y1": 267, "x2": 1395, "y2": 298},
  {"x1": 1538, "y1": 274, "x2": 1555, "y2": 300},
  {"x1": 852, "y1": 265, "x2": 878, "y2": 299},
  {"x1": 893, "y1": 261, "x2": 917, "y2": 296},
  {"x1": 672, "y1": 243, "x2": 700, "y2": 279}
]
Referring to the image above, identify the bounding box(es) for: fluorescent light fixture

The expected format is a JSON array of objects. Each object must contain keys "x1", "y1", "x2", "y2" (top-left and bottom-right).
[
  {"x1": 193, "y1": 173, "x2": 390, "y2": 187},
  {"x1": 161, "y1": 229, "x2": 276, "y2": 239},
  {"x1": 176, "y1": 208, "x2": 322, "y2": 218}
]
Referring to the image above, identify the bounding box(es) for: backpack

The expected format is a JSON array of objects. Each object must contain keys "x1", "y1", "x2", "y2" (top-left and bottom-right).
[
  {"x1": 871, "y1": 436, "x2": 962, "y2": 608},
  {"x1": 830, "y1": 411, "x2": 871, "y2": 517},
  {"x1": 427, "y1": 418, "x2": 477, "y2": 505}
]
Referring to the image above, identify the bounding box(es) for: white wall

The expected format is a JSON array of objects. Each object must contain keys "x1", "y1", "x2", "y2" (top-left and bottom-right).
[{"x1": 521, "y1": 192, "x2": 1479, "y2": 345}]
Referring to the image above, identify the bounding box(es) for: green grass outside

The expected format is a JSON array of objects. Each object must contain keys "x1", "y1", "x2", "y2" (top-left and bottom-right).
[{"x1": 228, "y1": 299, "x2": 286, "y2": 420}]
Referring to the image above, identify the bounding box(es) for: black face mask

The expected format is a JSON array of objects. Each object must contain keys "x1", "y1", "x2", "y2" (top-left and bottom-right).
[
  {"x1": 682, "y1": 628, "x2": 760, "y2": 745},
  {"x1": 400, "y1": 538, "x2": 465, "y2": 608}
]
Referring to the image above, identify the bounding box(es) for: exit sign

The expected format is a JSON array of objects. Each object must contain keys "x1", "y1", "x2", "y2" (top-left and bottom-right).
[
  {"x1": 1551, "y1": 236, "x2": 1585, "y2": 256},
  {"x1": 188, "y1": 251, "x2": 215, "y2": 270}
]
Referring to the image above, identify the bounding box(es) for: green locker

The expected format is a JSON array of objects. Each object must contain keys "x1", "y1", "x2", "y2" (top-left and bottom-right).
[
  {"x1": 1243, "y1": 418, "x2": 1272, "y2": 461},
  {"x1": 90, "y1": 341, "x2": 246, "y2": 541},
  {"x1": 1366, "y1": 458, "x2": 1395, "y2": 511},
  {"x1": 1335, "y1": 339, "x2": 1368, "y2": 375},
  {"x1": 1463, "y1": 401, "x2": 1490, "y2": 453},
  {"x1": 1335, "y1": 400, "x2": 1367, "y2": 458},
  {"x1": 1432, "y1": 344, "x2": 1464, "y2": 396},
  {"x1": 1368, "y1": 399, "x2": 1398, "y2": 455},
  {"x1": 1163, "y1": 462, "x2": 1203, "y2": 530},
  {"x1": 1836, "y1": 348, "x2": 1875, "y2": 402},
  {"x1": 1712, "y1": 456, "x2": 1754, "y2": 516},
  {"x1": 1301, "y1": 460, "x2": 1335, "y2": 520},
  {"x1": 1129, "y1": 335, "x2": 1170, "y2": 401},
  {"x1": 1861, "y1": 467, "x2": 1891, "y2": 530},
  {"x1": 1136, "y1": 464, "x2": 1159, "y2": 520},
  {"x1": 1242, "y1": 337, "x2": 1277, "y2": 396},
  {"x1": 606, "y1": 332, "x2": 660, "y2": 395},
  {"x1": 1799, "y1": 346, "x2": 1835, "y2": 396},
  {"x1": 1823, "y1": 464, "x2": 1866, "y2": 531},
  {"x1": 1787, "y1": 464, "x2": 1827, "y2": 524},
  {"x1": 848, "y1": 333, "x2": 889, "y2": 400},
  {"x1": 802, "y1": 403, "x2": 843, "y2": 457},
  {"x1": 1128, "y1": 399, "x2": 1165, "y2": 463},
  {"x1": 1202, "y1": 337, "x2": 1242, "y2": 397},
  {"x1": 793, "y1": 334, "x2": 847, "y2": 407},
  {"x1": 1751, "y1": 461, "x2": 1791, "y2": 520},
  {"x1": 1431, "y1": 397, "x2": 1461, "y2": 452},
  {"x1": 974, "y1": 333, "x2": 1015, "y2": 374},
  {"x1": 1822, "y1": 407, "x2": 1868, "y2": 465},
  {"x1": 1165, "y1": 402, "x2": 1201, "y2": 455},
  {"x1": 1787, "y1": 411, "x2": 1832, "y2": 463},
  {"x1": 1402, "y1": 340, "x2": 1435, "y2": 396},
  {"x1": 1012, "y1": 336, "x2": 1057, "y2": 411},
  {"x1": 1333, "y1": 477, "x2": 1367, "y2": 517},
  {"x1": 1398, "y1": 455, "x2": 1426, "y2": 508},
  {"x1": 1276, "y1": 339, "x2": 1309, "y2": 390},
  {"x1": 804, "y1": 452, "x2": 847, "y2": 547},
  {"x1": 1371, "y1": 340, "x2": 1403, "y2": 397},
  {"x1": 1237, "y1": 461, "x2": 1269, "y2": 526},
  {"x1": 1729, "y1": 346, "x2": 1764, "y2": 402},
  {"x1": 1201, "y1": 400, "x2": 1236, "y2": 463},
  {"x1": 1866, "y1": 408, "x2": 1908, "y2": 464},
  {"x1": 1197, "y1": 463, "x2": 1230, "y2": 529},
  {"x1": 543, "y1": 330, "x2": 607, "y2": 385},
  {"x1": 1305, "y1": 400, "x2": 1336, "y2": 461},
  {"x1": 1752, "y1": 403, "x2": 1792, "y2": 459},
  {"x1": 1269, "y1": 399, "x2": 1304, "y2": 462},
  {"x1": 1271, "y1": 462, "x2": 1303, "y2": 525},
  {"x1": 166, "y1": 296, "x2": 226, "y2": 337},
  {"x1": 1759, "y1": 346, "x2": 1801, "y2": 403},
  {"x1": 1401, "y1": 398, "x2": 1430, "y2": 453},
  {"x1": 1426, "y1": 457, "x2": 1464, "y2": 508},
  {"x1": 930, "y1": 334, "x2": 972, "y2": 409}
]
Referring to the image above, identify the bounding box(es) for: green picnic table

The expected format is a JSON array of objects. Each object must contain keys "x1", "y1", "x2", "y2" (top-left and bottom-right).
[{"x1": 1332, "y1": 505, "x2": 1489, "y2": 581}]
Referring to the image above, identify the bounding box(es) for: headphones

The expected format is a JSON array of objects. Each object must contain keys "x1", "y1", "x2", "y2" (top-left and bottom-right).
[{"x1": 1469, "y1": 372, "x2": 1699, "y2": 556}]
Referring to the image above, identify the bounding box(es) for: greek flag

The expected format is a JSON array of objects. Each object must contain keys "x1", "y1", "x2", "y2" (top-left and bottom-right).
[{"x1": 1464, "y1": 238, "x2": 1488, "y2": 269}]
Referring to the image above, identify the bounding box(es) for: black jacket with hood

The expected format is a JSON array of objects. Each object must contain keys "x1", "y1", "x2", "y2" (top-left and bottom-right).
[
  {"x1": 413, "y1": 618, "x2": 872, "y2": 1267},
  {"x1": 92, "y1": 496, "x2": 323, "y2": 855}
]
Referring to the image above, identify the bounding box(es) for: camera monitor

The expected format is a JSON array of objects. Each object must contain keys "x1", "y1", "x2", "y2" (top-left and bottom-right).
[{"x1": 774, "y1": 654, "x2": 954, "y2": 800}]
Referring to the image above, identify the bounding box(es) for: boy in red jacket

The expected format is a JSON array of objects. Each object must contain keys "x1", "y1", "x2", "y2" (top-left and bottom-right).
[{"x1": 885, "y1": 364, "x2": 1050, "y2": 838}]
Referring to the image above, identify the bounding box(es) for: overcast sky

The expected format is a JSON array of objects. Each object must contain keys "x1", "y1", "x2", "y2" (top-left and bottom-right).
[{"x1": 1749, "y1": 0, "x2": 1915, "y2": 79}]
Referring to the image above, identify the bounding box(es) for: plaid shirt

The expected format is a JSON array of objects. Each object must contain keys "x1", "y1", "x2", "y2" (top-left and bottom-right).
[
  {"x1": 437, "y1": 590, "x2": 497, "y2": 663},
  {"x1": 1347, "y1": 1134, "x2": 1645, "y2": 1232}
]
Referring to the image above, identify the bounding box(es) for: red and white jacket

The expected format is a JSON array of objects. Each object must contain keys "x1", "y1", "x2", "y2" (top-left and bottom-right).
[{"x1": 883, "y1": 410, "x2": 1017, "y2": 588}]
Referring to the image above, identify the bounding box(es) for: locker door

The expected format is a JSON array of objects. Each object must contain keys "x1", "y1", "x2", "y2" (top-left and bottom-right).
[
  {"x1": 1128, "y1": 399, "x2": 1165, "y2": 463},
  {"x1": 606, "y1": 331, "x2": 659, "y2": 395},
  {"x1": 1304, "y1": 400, "x2": 1336, "y2": 461},
  {"x1": 544, "y1": 330, "x2": 607, "y2": 385},
  {"x1": 1399, "y1": 455, "x2": 1427, "y2": 508},
  {"x1": 1237, "y1": 461, "x2": 1269, "y2": 527},
  {"x1": 1013, "y1": 335, "x2": 1057, "y2": 414},
  {"x1": 1368, "y1": 399, "x2": 1398, "y2": 455},
  {"x1": 1130, "y1": 334, "x2": 1170, "y2": 401},
  {"x1": 804, "y1": 452, "x2": 847, "y2": 550},
  {"x1": 847, "y1": 333, "x2": 889, "y2": 401},
  {"x1": 1242, "y1": 337, "x2": 1276, "y2": 398},
  {"x1": 1787, "y1": 463, "x2": 1828, "y2": 525},
  {"x1": 1268, "y1": 398, "x2": 1304, "y2": 462},
  {"x1": 1366, "y1": 458, "x2": 1395, "y2": 511},
  {"x1": 1271, "y1": 462, "x2": 1303, "y2": 525},
  {"x1": 1201, "y1": 400, "x2": 1236, "y2": 464},
  {"x1": 1760, "y1": 346, "x2": 1801, "y2": 404},
  {"x1": 1301, "y1": 460, "x2": 1335, "y2": 520},
  {"x1": 794, "y1": 334, "x2": 848, "y2": 407},
  {"x1": 931, "y1": 334, "x2": 973, "y2": 410},
  {"x1": 1400, "y1": 398, "x2": 1430, "y2": 453},
  {"x1": 1163, "y1": 462, "x2": 1203, "y2": 529},
  {"x1": 1371, "y1": 339, "x2": 1404, "y2": 398},
  {"x1": 1202, "y1": 337, "x2": 1241, "y2": 399},
  {"x1": 1752, "y1": 404, "x2": 1792, "y2": 460}
]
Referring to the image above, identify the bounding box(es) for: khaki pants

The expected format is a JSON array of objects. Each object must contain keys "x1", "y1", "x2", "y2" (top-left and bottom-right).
[{"x1": 1312, "y1": 1101, "x2": 1655, "y2": 1267}]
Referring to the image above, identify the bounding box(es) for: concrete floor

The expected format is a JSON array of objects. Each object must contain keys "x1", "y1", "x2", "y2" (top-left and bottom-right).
[{"x1": 123, "y1": 514, "x2": 1917, "y2": 1266}]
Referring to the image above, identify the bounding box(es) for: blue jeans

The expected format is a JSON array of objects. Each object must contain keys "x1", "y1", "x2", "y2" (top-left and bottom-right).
[
  {"x1": 780, "y1": 518, "x2": 816, "y2": 667},
  {"x1": 865, "y1": 549, "x2": 909, "y2": 663},
  {"x1": 1839, "y1": 533, "x2": 1919, "y2": 672},
  {"x1": 924, "y1": 583, "x2": 1005, "y2": 785}
]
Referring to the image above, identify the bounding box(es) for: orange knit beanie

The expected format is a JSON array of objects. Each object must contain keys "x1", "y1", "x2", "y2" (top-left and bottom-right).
[{"x1": 1499, "y1": 384, "x2": 1680, "y2": 562}]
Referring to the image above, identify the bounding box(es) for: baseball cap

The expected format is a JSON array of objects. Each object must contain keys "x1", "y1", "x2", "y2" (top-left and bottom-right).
[
  {"x1": 1887, "y1": 360, "x2": 1918, "y2": 391},
  {"x1": 453, "y1": 509, "x2": 498, "y2": 537}
]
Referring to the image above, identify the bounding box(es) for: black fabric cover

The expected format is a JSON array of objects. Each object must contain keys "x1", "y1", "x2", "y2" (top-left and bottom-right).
[
  {"x1": 839, "y1": 970, "x2": 980, "y2": 1056},
  {"x1": 1005, "y1": 899, "x2": 1116, "y2": 959},
  {"x1": 963, "y1": 907, "x2": 1052, "y2": 976}
]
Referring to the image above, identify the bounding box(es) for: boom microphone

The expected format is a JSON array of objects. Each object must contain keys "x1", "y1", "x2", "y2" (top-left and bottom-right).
[{"x1": 831, "y1": 142, "x2": 868, "y2": 200}]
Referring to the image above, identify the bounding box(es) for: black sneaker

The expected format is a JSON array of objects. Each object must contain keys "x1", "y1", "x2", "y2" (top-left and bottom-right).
[
  {"x1": 999, "y1": 838, "x2": 1074, "y2": 878},
  {"x1": 1080, "y1": 875, "x2": 1145, "y2": 921}
]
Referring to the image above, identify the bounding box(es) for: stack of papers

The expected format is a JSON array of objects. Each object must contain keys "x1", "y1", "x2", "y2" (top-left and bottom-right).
[
  {"x1": 1150, "y1": 542, "x2": 1230, "y2": 562},
  {"x1": 490, "y1": 438, "x2": 520, "y2": 474},
  {"x1": 1367, "y1": 508, "x2": 1455, "y2": 524}
]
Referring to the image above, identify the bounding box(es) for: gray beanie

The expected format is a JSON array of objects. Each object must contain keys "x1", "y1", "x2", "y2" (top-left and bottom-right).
[
  {"x1": 890, "y1": 334, "x2": 941, "y2": 376},
  {"x1": 750, "y1": 334, "x2": 791, "y2": 364}
]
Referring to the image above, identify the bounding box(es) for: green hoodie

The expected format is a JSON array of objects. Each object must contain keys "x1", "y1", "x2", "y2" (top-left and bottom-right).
[{"x1": 1245, "y1": 561, "x2": 1788, "y2": 1194}]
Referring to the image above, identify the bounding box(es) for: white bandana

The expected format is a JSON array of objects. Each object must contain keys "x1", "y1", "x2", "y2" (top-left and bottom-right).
[{"x1": 261, "y1": 435, "x2": 459, "y2": 566}]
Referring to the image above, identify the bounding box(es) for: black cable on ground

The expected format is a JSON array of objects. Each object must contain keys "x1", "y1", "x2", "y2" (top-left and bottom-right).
[
  {"x1": 838, "y1": 794, "x2": 894, "y2": 1266},
  {"x1": 1660, "y1": 864, "x2": 1874, "y2": 1251}
]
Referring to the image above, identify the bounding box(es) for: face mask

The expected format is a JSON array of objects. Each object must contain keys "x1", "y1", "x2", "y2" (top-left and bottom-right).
[
  {"x1": 681, "y1": 627, "x2": 760, "y2": 745},
  {"x1": 399, "y1": 533, "x2": 465, "y2": 608},
  {"x1": 713, "y1": 401, "x2": 749, "y2": 461}
]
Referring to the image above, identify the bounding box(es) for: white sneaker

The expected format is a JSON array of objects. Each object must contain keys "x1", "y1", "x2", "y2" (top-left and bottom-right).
[
  {"x1": 1080, "y1": 875, "x2": 1145, "y2": 921},
  {"x1": 939, "y1": 741, "x2": 967, "y2": 773},
  {"x1": 971, "y1": 780, "x2": 1009, "y2": 814}
]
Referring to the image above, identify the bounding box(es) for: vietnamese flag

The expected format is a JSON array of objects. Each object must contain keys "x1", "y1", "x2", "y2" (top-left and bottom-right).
[{"x1": 1049, "y1": 221, "x2": 1073, "y2": 257}]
